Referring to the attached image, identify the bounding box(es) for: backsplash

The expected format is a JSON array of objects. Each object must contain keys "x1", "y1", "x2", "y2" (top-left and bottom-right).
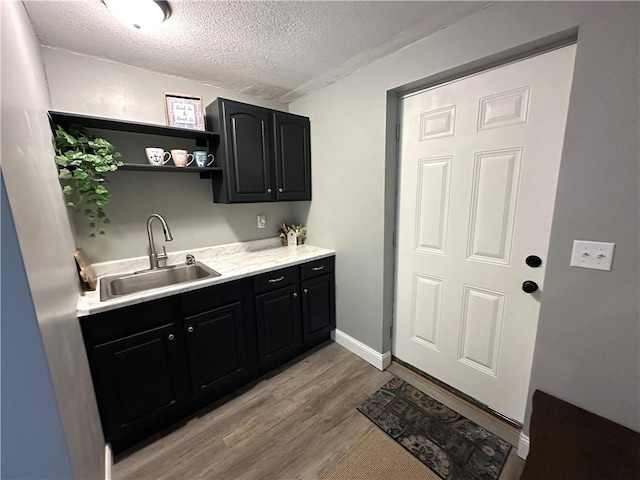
[{"x1": 72, "y1": 169, "x2": 296, "y2": 263}]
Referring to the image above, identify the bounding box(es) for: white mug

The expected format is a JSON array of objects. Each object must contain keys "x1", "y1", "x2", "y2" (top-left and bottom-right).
[
  {"x1": 145, "y1": 147, "x2": 171, "y2": 166},
  {"x1": 171, "y1": 149, "x2": 194, "y2": 167}
]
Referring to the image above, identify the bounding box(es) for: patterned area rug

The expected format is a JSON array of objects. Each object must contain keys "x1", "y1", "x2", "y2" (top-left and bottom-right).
[{"x1": 357, "y1": 377, "x2": 512, "y2": 480}]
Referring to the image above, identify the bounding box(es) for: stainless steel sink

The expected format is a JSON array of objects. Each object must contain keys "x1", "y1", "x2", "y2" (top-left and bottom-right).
[{"x1": 99, "y1": 262, "x2": 220, "y2": 301}]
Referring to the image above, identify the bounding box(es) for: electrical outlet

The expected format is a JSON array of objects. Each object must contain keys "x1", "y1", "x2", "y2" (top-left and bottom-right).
[
  {"x1": 257, "y1": 215, "x2": 267, "y2": 229},
  {"x1": 570, "y1": 240, "x2": 615, "y2": 271}
]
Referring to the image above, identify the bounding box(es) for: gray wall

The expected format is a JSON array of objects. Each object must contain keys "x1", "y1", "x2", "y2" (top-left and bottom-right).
[
  {"x1": 1, "y1": 2, "x2": 105, "y2": 478},
  {"x1": 525, "y1": 4, "x2": 639, "y2": 433},
  {"x1": 1, "y1": 174, "x2": 74, "y2": 479},
  {"x1": 290, "y1": 2, "x2": 639, "y2": 432},
  {"x1": 42, "y1": 47, "x2": 297, "y2": 263}
]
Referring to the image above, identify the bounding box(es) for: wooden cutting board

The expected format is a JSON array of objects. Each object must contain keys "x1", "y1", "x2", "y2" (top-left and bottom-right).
[{"x1": 74, "y1": 248, "x2": 97, "y2": 291}]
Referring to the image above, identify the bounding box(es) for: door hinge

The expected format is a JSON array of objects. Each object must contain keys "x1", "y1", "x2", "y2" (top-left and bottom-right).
[
  {"x1": 392, "y1": 231, "x2": 396, "y2": 246},
  {"x1": 396, "y1": 123, "x2": 400, "y2": 141},
  {"x1": 389, "y1": 324, "x2": 393, "y2": 339}
]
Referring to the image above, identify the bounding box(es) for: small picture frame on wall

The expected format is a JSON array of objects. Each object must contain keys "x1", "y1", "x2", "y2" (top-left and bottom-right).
[{"x1": 163, "y1": 93, "x2": 205, "y2": 131}]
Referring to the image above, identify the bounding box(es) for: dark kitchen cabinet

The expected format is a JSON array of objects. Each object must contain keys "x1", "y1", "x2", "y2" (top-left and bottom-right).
[
  {"x1": 273, "y1": 112, "x2": 311, "y2": 201},
  {"x1": 207, "y1": 100, "x2": 273, "y2": 203},
  {"x1": 206, "y1": 98, "x2": 311, "y2": 203},
  {"x1": 253, "y1": 266, "x2": 302, "y2": 365},
  {"x1": 255, "y1": 285, "x2": 302, "y2": 364},
  {"x1": 81, "y1": 257, "x2": 334, "y2": 453},
  {"x1": 301, "y1": 275, "x2": 336, "y2": 344},
  {"x1": 80, "y1": 297, "x2": 182, "y2": 446},
  {"x1": 90, "y1": 323, "x2": 183, "y2": 441},
  {"x1": 300, "y1": 256, "x2": 336, "y2": 344},
  {"x1": 184, "y1": 301, "x2": 247, "y2": 397}
]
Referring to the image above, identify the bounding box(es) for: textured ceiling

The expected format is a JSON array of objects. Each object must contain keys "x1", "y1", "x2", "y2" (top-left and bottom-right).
[{"x1": 24, "y1": 1, "x2": 489, "y2": 102}]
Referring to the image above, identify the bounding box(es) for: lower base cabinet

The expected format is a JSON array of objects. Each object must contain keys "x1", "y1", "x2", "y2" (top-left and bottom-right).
[
  {"x1": 302, "y1": 274, "x2": 336, "y2": 344},
  {"x1": 255, "y1": 268, "x2": 303, "y2": 365},
  {"x1": 80, "y1": 256, "x2": 335, "y2": 453},
  {"x1": 185, "y1": 301, "x2": 247, "y2": 397},
  {"x1": 91, "y1": 323, "x2": 183, "y2": 438}
]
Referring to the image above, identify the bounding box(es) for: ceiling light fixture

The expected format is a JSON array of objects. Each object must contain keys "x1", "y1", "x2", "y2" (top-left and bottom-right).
[{"x1": 103, "y1": 0, "x2": 171, "y2": 30}]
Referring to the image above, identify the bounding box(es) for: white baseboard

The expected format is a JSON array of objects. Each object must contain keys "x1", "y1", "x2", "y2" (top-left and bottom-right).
[
  {"x1": 517, "y1": 433, "x2": 530, "y2": 459},
  {"x1": 332, "y1": 329, "x2": 391, "y2": 371},
  {"x1": 105, "y1": 443, "x2": 112, "y2": 480}
]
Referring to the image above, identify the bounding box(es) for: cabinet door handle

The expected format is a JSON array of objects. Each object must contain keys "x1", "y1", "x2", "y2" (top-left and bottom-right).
[
  {"x1": 168, "y1": 334, "x2": 175, "y2": 341},
  {"x1": 311, "y1": 265, "x2": 325, "y2": 271},
  {"x1": 278, "y1": 188, "x2": 283, "y2": 193},
  {"x1": 267, "y1": 188, "x2": 272, "y2": 193},
  {"x1": 268, "y1": 275, "x2": 285, "y2": 283},
  {"x1": 303, "y1": 288, "x2": 309, "y2": 294},
  {"x1": 293, "y1": 292, "x2": 298, "y2": 298},
  {"x1": 187, "y1": 326, "x2": 194, "y2": 333}
]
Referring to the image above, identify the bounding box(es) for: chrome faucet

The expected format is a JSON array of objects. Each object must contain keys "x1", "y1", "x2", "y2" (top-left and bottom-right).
[{"x1": 147, "y1": 214, "x2": 173, "y2": 269}]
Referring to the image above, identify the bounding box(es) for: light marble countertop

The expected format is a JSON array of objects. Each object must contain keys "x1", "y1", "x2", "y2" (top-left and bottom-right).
[{"x1": 78, "y1": 238, "x2": 335, "y2": 317}]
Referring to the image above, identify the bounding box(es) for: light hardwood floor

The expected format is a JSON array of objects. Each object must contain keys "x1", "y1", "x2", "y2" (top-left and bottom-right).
[
  {"x1": 114, "y1": 342, "x2": 392, "y2": 479},
  {"x1": 114, "y1": 341, "x2": 524, "y2": 479}
]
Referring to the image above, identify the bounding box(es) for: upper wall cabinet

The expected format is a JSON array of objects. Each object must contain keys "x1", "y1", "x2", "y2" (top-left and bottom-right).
[
  {"x1": 206, "y1": 98, "x2": 311, "y2": 203},
  {"x1": 273, "y1": 112, "x2": 312, "y2": 201}
]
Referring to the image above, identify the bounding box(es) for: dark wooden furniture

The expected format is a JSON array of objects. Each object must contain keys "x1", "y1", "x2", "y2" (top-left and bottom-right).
[
  {"x1": 181, "y1": 282, "x2": 248, "y2": 400},
  {"x1": 79, "y1": 298, "x2": 184, "y2": 446},
  {"x1": 205, "y1": 98, "x2": 311, "y2": 203},
  {"x1": 48, "y1": 106, "x2": 312, "y2": 200},
  {"x1": 48, "y1": 110, "x2": 221, "y2": 175},
  {"x1": 521, "y1": 390, "x2": 640, "y2": 480},
  {"x1": 273, "y1": 111, "x2": 312, "y2": 201},
  {"x1": 254, "y1": 267, "x2": 303, "y2": 365},
  {"x1": 80, "y1": 257, "x2": 335, "y2": 452},
  {"x1": 301, "y1": 257, "x2": 336, "y2": 344}
]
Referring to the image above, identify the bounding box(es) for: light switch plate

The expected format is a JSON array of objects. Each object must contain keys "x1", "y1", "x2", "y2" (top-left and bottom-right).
[
  {"x1": 570, "y1": 240, "x2": 615, "y2": 271},
  {"x1": 257, "y1": 215, "x2": 267, "y2": 229}
]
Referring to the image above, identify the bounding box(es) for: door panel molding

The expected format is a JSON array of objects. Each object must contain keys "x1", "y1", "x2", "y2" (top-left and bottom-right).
[
  {"x1": 414, "y1": 156, "x2": 452, "y2": 255},
  {"x1": 393, "y1": 45, "x2": 577, "y2": 422}
]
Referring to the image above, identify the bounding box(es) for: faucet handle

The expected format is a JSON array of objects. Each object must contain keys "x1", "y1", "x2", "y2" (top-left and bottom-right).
[
  {"x1": 158, "y1": 245, "x2": 168, "y2": 261},
  {"x1": 185, "y1": 254, "x2": 196, "y2": 265}
]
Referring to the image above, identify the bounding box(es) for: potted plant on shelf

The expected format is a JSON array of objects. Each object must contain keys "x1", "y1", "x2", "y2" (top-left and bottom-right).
[{"x1": 53, "y1": 124, "x2": 123, "y2": 237}]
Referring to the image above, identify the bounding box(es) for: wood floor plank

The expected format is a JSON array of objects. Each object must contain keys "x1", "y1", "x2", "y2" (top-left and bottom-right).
[
  {"x1": 114, "y1": 342, "x2": 521, "y2": 480},
  {"x1": 114, "y1": 342, "x2": 389, "y2": 480}
]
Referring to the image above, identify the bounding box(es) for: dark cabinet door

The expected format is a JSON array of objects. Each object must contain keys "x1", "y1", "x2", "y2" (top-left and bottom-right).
[
  {"x1": 91, "y1": 323, "x2": 183, "y2": 440},
  {"x1": 222, "y1": 101, "x2": 274, "y2": 202},
  {"x1": 184, "y1": 302, "x2": 247, "y2": 397},
  {"x1": 301, "y1": 274, "x2": 336, "y2": 344},
  {"x1": 255, "y1": 285, "x2": 302, "y2": 363},
  {"x1": 273, "y1": 112, "x2": 311, "y2": 201}
]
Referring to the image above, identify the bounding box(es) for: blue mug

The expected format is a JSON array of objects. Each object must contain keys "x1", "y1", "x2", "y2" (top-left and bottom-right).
[{"x1": 193, "y1": 151, "x2": 214, "y2": 167}]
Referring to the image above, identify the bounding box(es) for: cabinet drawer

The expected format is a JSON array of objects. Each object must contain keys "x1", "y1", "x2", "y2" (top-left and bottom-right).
[
  {"x1": 181, "y1": 280, "x2": 241, "y2": 317},
  {"x1": 301, "y1": 256, "x2": 335, "y2": 280},
  {"x1": 254, "y1": 266, "x2": 298, "y2": 294}
]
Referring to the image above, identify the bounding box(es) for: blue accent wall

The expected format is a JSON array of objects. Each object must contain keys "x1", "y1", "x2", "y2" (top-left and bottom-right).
[{"x1": 1, "y1": 172, "x2": 74, "y2": 479}]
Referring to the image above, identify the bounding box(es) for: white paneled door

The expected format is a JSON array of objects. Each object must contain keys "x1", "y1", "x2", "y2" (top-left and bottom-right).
[{"x1": 393, "y1": 45, "x2": 576, "y2": 422}]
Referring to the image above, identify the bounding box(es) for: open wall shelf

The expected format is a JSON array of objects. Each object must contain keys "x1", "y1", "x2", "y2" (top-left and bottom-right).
[
  {"x1": 48, "y1": 110, "x2": 221, "y2": 178},
  {"x1": 48, "y1": 110, "x2": 219, "y2": 143},
  {"x1": 119, "y1": 164, "x2": 222, "y2": 174}
]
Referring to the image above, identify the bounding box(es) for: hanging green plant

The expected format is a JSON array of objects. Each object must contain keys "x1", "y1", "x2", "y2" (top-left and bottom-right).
[{"x1": 53, "y1": 124, "x2": 123, "y2": 237}]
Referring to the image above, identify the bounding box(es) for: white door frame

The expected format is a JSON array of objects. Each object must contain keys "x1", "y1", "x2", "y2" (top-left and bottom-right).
[{"x1": 381, "y1": 38, "x2": 577, "y2": 422}]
